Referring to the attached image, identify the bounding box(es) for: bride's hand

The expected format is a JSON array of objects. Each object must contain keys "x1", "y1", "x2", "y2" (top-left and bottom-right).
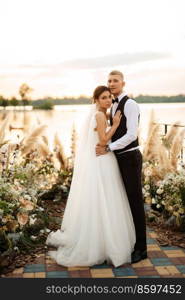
[{"x1": 113, "y1": 110, "x2": 122, "y2": 127}]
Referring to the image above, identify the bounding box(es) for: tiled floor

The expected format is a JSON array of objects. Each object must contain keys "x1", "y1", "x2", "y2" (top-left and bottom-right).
[{"x1": 4, "y1": 228, "x2": 185, "y2": 278}]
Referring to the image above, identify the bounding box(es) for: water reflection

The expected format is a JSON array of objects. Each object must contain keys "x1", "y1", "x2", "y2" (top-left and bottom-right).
[{"x1": 1, "y1": 103, "x2": 185, "y2": 157}]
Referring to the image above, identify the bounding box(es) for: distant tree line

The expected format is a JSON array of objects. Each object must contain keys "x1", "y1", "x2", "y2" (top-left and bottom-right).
[
  {"x1": 135, "y1": 94, "x2": 185, "y2": 103},
  {"x1": 31, "y1": 95, "x2": 185, "y2": 108},
  {"x1": 0, "y1": 83, "x2": 185, "y2": 110},
  {"x1": 32, "y1": 96, "x2": 91, "y2": 108},
  {"x1": 0, "y1": 83, "x2": 33, "y2": 109}
]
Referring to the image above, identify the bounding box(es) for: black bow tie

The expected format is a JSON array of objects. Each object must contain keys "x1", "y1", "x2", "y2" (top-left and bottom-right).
[{"x1": 112, "y1": 98, "x2": 119, "y2": 104}]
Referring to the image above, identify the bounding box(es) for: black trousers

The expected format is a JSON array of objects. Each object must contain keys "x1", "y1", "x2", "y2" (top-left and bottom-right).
[{"x1": 115, "y1": 149, "x2": 146, "y2": 251}]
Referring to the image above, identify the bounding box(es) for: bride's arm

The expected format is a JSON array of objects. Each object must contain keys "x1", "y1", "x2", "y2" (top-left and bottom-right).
[
  {"x1": 106, "y1": 111, "x2": 110, "y2": 120},
  {"x1": 95, "y1": 111, "x2": 121, "y2": 146}
]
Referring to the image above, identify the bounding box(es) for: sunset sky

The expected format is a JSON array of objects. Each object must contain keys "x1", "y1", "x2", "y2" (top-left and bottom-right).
[{"x1": 0, "y1": 0, "x2": 185, "y2": 99}]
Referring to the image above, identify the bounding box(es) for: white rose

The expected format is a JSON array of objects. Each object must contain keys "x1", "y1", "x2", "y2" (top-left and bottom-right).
[
  {"x1": 156, "y1": 204, "x2": 161, "y2": 208},
  {"x1": 24, "y1": 194, "x2": 31, "y2": 201},
  {"x1": 0, "y1": 144, "x2": 9, "y2": 153},
  {"x1": 144, "y1": 169, "x2": 152, "y2": 177},
  {"x1": 39, "y1": 207, "x2": 44, "y2": 211},
  {"x1": 143, "y1": 162, "x2": 149, "y2": 168},
  {"x1": 144, "y1": 184, "x2": 150, "y2": 191},
  {"x1": 157, "y1": 189, "x2": 164, "y2": 195},
  {"x1": 152, "y1": 198, "x2": 156, "y2": 204},
  {"x1": 29, "y1": 217, "x2": 37, "y2": 225}
]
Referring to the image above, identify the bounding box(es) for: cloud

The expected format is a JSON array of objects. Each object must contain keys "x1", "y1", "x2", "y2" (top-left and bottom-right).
[
  {"x1": 0, "y1": 51, "x2": 170, "y2": 71},
  {"x1": 58, "y1": 52, "x2": 171, "y2": 70},
  {"x1": 22, "y1": 51, "x2": 170, "y2": 79}
]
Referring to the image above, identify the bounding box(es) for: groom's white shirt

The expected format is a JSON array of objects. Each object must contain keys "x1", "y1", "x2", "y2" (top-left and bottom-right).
[{"x1": 109, "y1": 91, "x2": 140, "y2": 153}]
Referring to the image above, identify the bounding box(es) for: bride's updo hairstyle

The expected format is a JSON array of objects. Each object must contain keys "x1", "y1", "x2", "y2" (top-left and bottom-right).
[{"x1": 92, "y1": 86, "x2": 111, "y2": 103}]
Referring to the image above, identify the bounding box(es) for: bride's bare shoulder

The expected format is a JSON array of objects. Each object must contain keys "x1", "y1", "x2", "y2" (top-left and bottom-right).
[
  {"x1": 94, "y1": 111, "x2": 107, "y2": 131},
  {"x1": 95, "y1": 111, "x2": 106, "y2": 120},
  {"x1": 106, "y1": 111, "x2": 110, "y2": 119}
]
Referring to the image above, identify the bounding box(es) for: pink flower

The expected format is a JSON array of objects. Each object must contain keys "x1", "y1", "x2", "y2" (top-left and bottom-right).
[
  {"x1": 19, "y1": 198, "x2": 34, "y2": 211},
  {"x1": 17, "y1": 212, "x2": 29, "y2": 225}
]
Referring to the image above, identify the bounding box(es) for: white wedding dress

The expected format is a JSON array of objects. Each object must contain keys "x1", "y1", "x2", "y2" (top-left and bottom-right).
[{"x1": 46, "y1": 104, "x2": 136, "y2": 267}]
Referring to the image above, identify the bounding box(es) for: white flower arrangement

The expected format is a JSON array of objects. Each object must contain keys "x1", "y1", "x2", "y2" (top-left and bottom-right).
[
  {"x1": 142, "y1": 160, "x2": 185, "y2": 227},
  {"x1": 0, "y1": 141, "x2": 63, "y2": 247},
  {"x1": 156, "y1": 188, "x2": 164, "y2": 195}
]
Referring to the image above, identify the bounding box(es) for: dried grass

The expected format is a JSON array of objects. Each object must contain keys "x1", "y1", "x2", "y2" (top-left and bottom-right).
[
  {"x1": 163, "y1": 122, "x2": 180, "y2": 148},
  {"x1": 143, "y1": 109, "x2": 185, "y2": 180},
  {"x1": 42, "y1": 135, "x2": 49, "y2": 146},
  {"x1": 0, "y1": 114, "x2": 11, "y2": 144},
  {"x1": 54, "y1": 133, "x2": 67, "y2": 169},
  {"x1": 20, "y1": 125, "x2": 47, "y2": 155},
  {"x1": 156, "y1": 145, "x2": 174, "y2": 178},
  {"x1": 37, "y1": 141, "x2": 53, "y2": 161},
  {"x1": 143, "y1": 123, "x2": 161, "y2": 161},
  {"x1": 170, "y1": 129, "x2": 185, "y2": 169},
  {"x1": 23, "y1": 112, "x2": 32, "y2": 133},
  {"x1": 0, "y1": 111, "x2": 8, "y2": 121}
]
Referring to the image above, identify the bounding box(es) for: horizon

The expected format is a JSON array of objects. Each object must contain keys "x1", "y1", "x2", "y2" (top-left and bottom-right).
[
  {"x1": 1, "y1": 93, "x2": 185, "y2": 101},
  {"x1": 0, "y1": 0, "x2": 185, "y2": 99}
]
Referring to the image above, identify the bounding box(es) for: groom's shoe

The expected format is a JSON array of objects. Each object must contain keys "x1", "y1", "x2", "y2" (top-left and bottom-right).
[{"x1": 131, "y1": 249, "x2": 147, "y2": 264}]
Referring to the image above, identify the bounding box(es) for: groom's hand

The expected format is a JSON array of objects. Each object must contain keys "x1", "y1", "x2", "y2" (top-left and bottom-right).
[{"x1": 96, "y1": 144, "x2": 107, "y2": 156}]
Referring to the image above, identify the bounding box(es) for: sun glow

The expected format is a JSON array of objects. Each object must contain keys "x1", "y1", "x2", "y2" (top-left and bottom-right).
[{"x1": 0, "y1": 0, "x2": 185, "y2": 98}]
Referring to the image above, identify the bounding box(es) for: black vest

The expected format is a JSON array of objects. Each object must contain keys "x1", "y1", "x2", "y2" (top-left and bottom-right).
[{"x1": 110, "y1": 95, "x2": 139, "y2": 154}]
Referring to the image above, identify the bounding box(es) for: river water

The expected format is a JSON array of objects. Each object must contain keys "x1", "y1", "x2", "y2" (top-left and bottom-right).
[{"x1": 2, "y1": 103, "x2": 185, "y2": 157}]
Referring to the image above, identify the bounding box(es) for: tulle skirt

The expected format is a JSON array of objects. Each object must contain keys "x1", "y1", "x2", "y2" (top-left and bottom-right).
[{"x1": 46, "y1": 150, "x2": 136, "y2": 267}]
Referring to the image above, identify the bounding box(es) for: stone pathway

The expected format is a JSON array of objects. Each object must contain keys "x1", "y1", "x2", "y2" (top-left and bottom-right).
[{"x1": 3, "y1": 227, "x2": 185, "y2": 278}]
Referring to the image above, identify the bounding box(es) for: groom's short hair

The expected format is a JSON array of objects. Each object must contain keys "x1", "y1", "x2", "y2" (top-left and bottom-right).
[{"x1": 109, "y1": 70, "x2": 124, "y2": 80}]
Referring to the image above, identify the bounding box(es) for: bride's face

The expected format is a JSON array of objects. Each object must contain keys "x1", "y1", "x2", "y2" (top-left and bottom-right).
[{"x1": 97, "y1": 91, "x2": 112, "y2": 109}]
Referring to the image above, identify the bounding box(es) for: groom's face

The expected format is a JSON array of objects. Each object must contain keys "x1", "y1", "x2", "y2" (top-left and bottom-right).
[{"x1": 107, "y1": 75, "x2": 125, "y2": 97}]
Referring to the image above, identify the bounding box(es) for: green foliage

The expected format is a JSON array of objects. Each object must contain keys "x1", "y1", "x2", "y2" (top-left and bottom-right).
[
  {"x1": 33, "y1": 100, "x2": 54, "y2": 110},
  {"x1": 0, "y1": 95, "x2": 9, "y2": 107},
  {"x1": 32, "y1": 94, "x2": 185, "y2": 105},
  {"x1": 143, "y1": 162, "x2": 185, "y2": 230},
  {"x1": 19, "y1": 83, "x2": 33, "y2": 103},
  {"x1": 0, "y1": 141, "x2": 73, "y2": 275},
  {"x1": 22, "y1": 99, "x2": 30, "y2": 106},
  {"x1": 9, "y1": 97, "x2": 19, "y2": 106},
  {"x1": 180, "y1": 187, "x2": 185, "y2": 207},
  {"x1": 0, "y1": 231, "x2": 12, "y2": 254},
  {"x1": 135, "y1": 94, "x2": 185, "y2": 103},
  {"x1": 1, "y1": 94, "x2": 185, "y2": 108}
]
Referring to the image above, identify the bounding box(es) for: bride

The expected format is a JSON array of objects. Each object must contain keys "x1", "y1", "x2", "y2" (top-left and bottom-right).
[{"x1": 46, "y1": 85, "x2": 136, "y2": 267}]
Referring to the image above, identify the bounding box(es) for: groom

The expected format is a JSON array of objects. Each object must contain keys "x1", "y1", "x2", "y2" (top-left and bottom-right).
[{"x1": 96, "y1": 70, "x2": 147, "y2": 263}]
